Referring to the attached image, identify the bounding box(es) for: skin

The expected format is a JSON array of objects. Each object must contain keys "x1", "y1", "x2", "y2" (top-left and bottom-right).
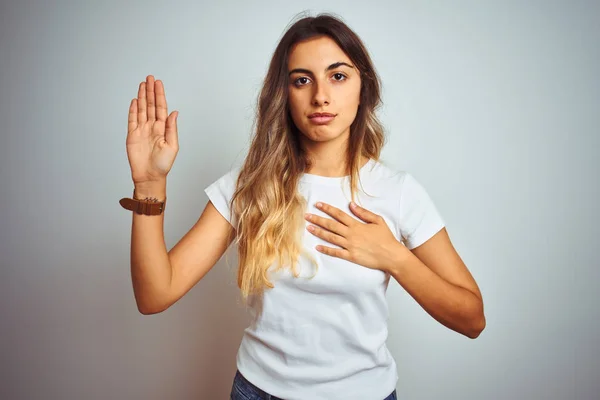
[
  {"x1": 287, "y1": 35, "x2": 365, "y2": 176},
  {"x1": 306, "y1": 202, "x2": 486, "y2": 339},
  {"x1": 289, "y1": 36, "x2": 486, "y2": 339}
]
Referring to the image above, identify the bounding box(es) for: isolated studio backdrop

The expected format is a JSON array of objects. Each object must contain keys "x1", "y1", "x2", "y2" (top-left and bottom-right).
[{"x1": 0, "y1": 1, "x2": 598, "y2": 399}]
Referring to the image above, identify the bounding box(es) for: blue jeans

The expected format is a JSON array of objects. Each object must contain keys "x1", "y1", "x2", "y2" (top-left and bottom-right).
[{"x1": 230, "y1": 369, "x2": 398, "y2": 400}]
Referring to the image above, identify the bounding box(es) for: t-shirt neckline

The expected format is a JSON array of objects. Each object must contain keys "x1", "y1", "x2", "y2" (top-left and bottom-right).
[{"x1": 299, "y1": 158, "x2": 375, "y2": 186}]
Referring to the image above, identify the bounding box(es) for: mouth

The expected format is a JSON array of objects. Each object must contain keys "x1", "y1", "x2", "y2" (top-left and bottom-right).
[{"x1": 308, "y1": 113, "x2": 336, "y2": 125}]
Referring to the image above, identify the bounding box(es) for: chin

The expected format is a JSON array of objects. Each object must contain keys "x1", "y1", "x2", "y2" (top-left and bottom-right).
[{"x1": 303, "y1": 129, "x2": 345, "y2": 143}]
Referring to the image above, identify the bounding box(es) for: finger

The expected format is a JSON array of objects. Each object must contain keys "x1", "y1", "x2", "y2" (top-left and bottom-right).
[
  {"x1": 306, "y1": 214, "x2": 348, "y2": 236},
  {"x1": 316, "y1": 245, "x2": 350, "y2": 261},
  {"x1": 350, "y1": 202, "x2": 381, "y2": 223},
  {"x1": 155, "y1": 79, "x2": 168, "y2": 122},
  {"x1": 137, "y1": 81, "x2": 147, "y2": 124},
  {"x1": 307, "y1": 224, "x2": 347, "y2": 247},
  {"x1": 146, "y1": 75, "x2": 156, "y2": 121},
  {"x1": 128, "y1": 98, "x2": 138, "y2": 133},
  {"x1": 165, "y1": 111, "x2": 179, "y2": 148},
  {"x1": 315, "y1": 202, "x2": 355, "y2": 226}
]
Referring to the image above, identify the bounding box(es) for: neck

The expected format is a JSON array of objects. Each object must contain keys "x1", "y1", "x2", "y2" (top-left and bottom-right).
[
  {"x1": 299, "y1": 126, "x2": 347, "y2": 176},
  {"x1": 304, "y1": 153, "x2": 368, "y2": 178}
]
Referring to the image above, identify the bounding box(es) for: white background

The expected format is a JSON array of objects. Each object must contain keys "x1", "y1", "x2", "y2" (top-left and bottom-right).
[{"x1": 1, "y1": 1, "x2": 598, "y2": 399}]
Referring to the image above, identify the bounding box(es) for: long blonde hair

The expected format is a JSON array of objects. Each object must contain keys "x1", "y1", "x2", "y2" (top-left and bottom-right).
[{"x1": 227, "y1": 13, "x2": 386, "y2": 301}]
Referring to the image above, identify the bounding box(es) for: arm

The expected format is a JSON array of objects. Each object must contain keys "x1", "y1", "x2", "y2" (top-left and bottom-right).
[
  {"x1": 384, "y1": 228, "x2": 486, "y2": 339},
  {"x1": 130, "y1": 180, "x2": 235, "y2": 314},
  {"x1": 130, "y1": 180, "x2": 171, "y2": 314}
]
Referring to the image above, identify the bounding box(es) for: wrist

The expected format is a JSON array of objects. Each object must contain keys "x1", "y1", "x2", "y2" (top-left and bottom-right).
[
  {"x1": 382, "y1": 240, "x2": 412, "y2": 275},
  {"x1": 134, "y1": 180, "x2": 167, "y2": 201}
]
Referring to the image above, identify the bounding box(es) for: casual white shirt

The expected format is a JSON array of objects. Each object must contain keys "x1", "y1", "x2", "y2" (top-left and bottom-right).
[{"x1": 204, "y1": 158, "x2": 445, "y2": 400}]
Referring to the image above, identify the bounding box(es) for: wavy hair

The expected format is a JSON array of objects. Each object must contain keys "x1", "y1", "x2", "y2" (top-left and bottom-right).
[{"x1": 227, "y1": 12, "x2": 386, "y2": 301}]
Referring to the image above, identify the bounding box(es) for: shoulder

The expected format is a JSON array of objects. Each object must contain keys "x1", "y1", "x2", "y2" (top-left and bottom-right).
[
  {"x1": 211, "y1": 163, "x2": 242, "y2": 187},
  {"x1": 366, "y1": 158, "x2": 411, "y2": 189},
  {"x1": 204, "y1": 163, "x2": 243, "y2": 204},
  {"x1": 372, "y1": 159, "x2": 435, "y2": 194}
]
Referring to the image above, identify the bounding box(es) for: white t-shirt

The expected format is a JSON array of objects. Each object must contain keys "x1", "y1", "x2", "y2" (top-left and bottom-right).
[{"x1": 204, "y1": 158, "x2": 445, "y2": 400}]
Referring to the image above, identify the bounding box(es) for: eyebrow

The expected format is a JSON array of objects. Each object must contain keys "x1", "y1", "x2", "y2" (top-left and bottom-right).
[{"x1": 288, "y1": 61, "x2": 355, "y2": 76}]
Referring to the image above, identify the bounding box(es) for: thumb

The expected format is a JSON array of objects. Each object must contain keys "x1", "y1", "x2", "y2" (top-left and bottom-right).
[
  {"x1": 165, "y1": 111, "x2": 179, "y2": 148},
  {"x1": 350, "y1": 202, "x2": 379, "y2": 223}
]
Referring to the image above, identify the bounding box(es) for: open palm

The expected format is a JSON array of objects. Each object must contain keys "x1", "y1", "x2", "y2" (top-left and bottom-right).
[{"x1": 126, "y1": 75, "x2": 179, "y2": 185}]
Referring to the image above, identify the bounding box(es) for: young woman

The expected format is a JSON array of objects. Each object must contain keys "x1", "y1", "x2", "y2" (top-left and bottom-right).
[{"x1": 124, "y1": 13, "x2": 485, "y2": 400}]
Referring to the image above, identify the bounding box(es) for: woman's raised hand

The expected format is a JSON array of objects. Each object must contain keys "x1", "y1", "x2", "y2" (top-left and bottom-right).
[{"x1": 126, "y1": 75, "x2": 179, "y2": 186}]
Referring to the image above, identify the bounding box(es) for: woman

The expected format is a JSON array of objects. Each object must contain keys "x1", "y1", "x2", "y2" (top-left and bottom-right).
[{"x1": 123, "y1": 13, "x2": 485, "y2": 400}]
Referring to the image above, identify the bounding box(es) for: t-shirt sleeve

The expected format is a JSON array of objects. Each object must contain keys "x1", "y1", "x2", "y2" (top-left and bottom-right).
[
  {"x1": 398, "y1": 172, "x2": 446, "y2": 250},
  {"x1": 203, "y1": 168, "x2": 238, "y2": 227}
]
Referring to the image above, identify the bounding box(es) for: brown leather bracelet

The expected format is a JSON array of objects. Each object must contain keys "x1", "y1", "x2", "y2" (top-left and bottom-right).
[{"x1": 119, "y1": 189, "x2": 166, "y2": 215}]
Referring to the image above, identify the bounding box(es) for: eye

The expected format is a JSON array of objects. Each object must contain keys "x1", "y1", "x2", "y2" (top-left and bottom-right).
[
  {"x1": 292, "y1": 73, "x2": 348, "y2": 87},
  {"x1": 294, "y1": 77, "x2": 310, "y2": 86}
]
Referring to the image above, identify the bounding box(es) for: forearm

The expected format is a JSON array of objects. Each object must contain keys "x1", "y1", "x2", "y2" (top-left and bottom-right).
[
  {"x1": 130, "y1": 180, "x2": 172, "y2": 314},
  {"x1": 385, "y1": 242, "x2": 485, "y2": 339}
]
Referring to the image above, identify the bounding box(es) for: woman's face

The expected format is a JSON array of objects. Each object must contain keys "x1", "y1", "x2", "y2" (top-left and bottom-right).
[{"x1": 287, "y1": 35, "x2": 362, "y2": 146}]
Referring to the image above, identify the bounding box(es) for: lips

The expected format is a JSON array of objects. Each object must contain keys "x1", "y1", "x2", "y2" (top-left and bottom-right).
[
  {"x1": 308, "y1": 113, "x2": 336, "y2": 125},
  {"x1": 309, "y1": 112, "x2": 336, "y2": 118}
]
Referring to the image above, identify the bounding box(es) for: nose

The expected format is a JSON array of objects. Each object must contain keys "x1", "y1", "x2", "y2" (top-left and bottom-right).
[{"x1": 312, "y1": 81, "x2": 330, "y2": 106}]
